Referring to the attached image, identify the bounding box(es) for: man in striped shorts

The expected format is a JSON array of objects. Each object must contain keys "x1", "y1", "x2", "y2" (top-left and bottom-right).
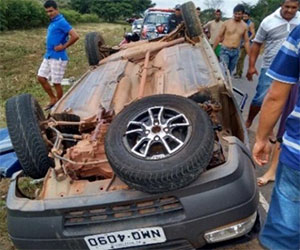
[
  {"x1": 38, "y1": 0, "x2": 79, "y2": 110},
  {"x1": 253, "y1": 24, "x2": 300, "y2": 250},
  {"x1": 246, "y1": 0, "x2": 300, "y2": 128}
]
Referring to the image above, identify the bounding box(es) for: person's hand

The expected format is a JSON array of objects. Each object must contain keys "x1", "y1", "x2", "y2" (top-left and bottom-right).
[
  {"x1": 246, "y1": 66, "x2": 258, "y2": 81},
  {"x1": 252, "y1": 139, "x2": 272, "y2": 166},
  {"x1": 54, "y1": 44, "x2": 65, "y2": 51}
]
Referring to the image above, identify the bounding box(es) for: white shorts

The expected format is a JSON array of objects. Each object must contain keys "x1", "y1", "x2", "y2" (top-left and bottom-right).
[{"x1": 38, "y1": 58, "x2": 68, "y2": 84}]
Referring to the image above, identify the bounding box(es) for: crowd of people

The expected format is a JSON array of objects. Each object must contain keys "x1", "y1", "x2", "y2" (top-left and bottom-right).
[
  {"x1": 168, "y1": 1, "x2": 300, "y2": 249},
  {"x1": 206, "y1": 1, "x2": 300, "y2": 249},
  {"x1": 38, "y1": 1, "x2": 299, "y2": 249}
]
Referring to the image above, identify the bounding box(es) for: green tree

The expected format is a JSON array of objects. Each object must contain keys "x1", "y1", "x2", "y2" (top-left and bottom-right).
[
  {"x1": 37, "y1": 0, "x2": 71, "y2": 8},
  {"x1": 0, "y1": 0, "x2": 8, "y2": 31},
  {"x1": 91, "y1": 1, "x2": 121, "y2": 22},
  {"x1": 4, "y1": 0, "x2": 47, "y2": 30},
  {"x1": 242, "y1": 0, "x2": 283, "y2": 28},
  {"x1": 130, "y1": 0, "x2": 155, "y2": 16},
  {"x1": 70, "y1": 0, "x2": 93, "y2": 14},
  {"x1": 72, "y1": 0, "x2": 154, "y2": 21},
  {"x1": 204, "y1": 0, "x2": 224, "y2": 10},
  {"x1": 201, "y1": 8, "x2": 216, "y2": 25}
]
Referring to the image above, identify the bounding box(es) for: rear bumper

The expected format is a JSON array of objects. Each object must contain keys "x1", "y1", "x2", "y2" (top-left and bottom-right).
[{"x1": 7, "y1": 137, "x2": 258, "y2": 250}]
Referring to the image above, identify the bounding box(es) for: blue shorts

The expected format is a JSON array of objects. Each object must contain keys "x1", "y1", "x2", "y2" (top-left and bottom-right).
[
  {"x1": 219, "y1": 46, "x2": 240, "y2": 74},
  {"x1": 259, "y1": 161, "x2": 300, "y2": 250},
  {"x1": 251, "y1": 68, "x2": 273, "y2": 106}
]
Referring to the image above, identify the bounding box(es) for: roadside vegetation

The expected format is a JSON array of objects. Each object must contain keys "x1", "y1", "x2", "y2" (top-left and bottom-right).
[
  {"x1": 0, "y1": 22, "x2": 129, "y2": 249},
  {"x1": 0, "y1": 0, "x2": 154, "y2": 31},
  {"x1": 0, "y1": 22, "x2": 129, "y2": 127}
]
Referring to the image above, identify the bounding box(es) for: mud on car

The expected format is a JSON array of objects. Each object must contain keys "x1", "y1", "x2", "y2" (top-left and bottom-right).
[{"x1": 5, "y1": 2, "x2": 258, "y2": 250}]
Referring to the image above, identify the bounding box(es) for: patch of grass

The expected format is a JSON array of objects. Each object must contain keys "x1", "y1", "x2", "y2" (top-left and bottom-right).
[
  {"x1": 0, "y1": 22, "x2": 129, "y2": 128},
  {"x1": 17, "y1": 177, "x2": 43, "y2": 198},
  {"x1": 0, "y1": 22, "x2": 129, "y2": 248},
  {"x1": 0, "y1": 179, "x2": 15, "y2": 250}
]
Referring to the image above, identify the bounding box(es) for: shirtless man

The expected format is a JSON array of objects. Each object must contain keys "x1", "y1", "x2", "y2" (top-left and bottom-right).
[
  {"x1": 204, "y1": 9, "x2": 223, "y2": 47},
  {"x1": 213, "y1": 4, "x2": 250, "y2": 74},
  {"x1": 234, "y1": 11, "x2": 255, "y2": 78}
]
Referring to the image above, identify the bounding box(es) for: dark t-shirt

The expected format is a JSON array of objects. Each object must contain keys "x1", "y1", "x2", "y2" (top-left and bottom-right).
[{"x1": 168, "y1": 13, "x2": 183, "y2": 33}]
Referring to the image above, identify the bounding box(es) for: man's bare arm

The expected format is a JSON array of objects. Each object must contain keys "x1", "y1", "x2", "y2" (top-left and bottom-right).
[
  {"x1": 249, "y1": 22, "x2": 255, "y2": 40},
  {"x1": 54, "y1": 29, "x2": 79, "y2": 51},
  {"x1": 246, "y1": 42, "x2": 262, "y2": 81},
  {"x1": 213, "y1": 23, "x2": 226, "y2": 50},
  {"x1": 253, "y1": 81, "x2": 291, "y2": 165},
  {"x1": 243, "y1": 28, "x2": 250, "y2": 55}
]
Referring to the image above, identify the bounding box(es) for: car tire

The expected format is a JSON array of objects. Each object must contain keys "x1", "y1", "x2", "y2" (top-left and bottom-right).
[
  {"x1": 5, "y1": 94, "x2": 54, "y2": 179},
  {"x1": 105, "y1": 94, "x2": 214, "y2": 193},
  {"x1": 181, "y1": 1, "x2": 202, "y2": 39},
  {"x1": 85, "y1": 32, "x2": 105, "y2": 66}
]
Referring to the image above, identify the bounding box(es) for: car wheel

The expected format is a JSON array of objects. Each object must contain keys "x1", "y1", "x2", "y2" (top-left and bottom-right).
[
  {"x1": 181, "y1": 1, "x2": 202, "y2": 39},
  {"x1": 5, "y1": 94, "x2": 54, "y2": 179},
  {"x1": 105, "y1": 94, "x2": 214, "y2": 193},
  {"x1": 85, "y1": 32, "x2": 105, "y2": 66}
]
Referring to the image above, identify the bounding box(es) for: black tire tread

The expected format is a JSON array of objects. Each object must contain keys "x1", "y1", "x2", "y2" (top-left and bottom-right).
[
  {"x1": 85, "y1": 32, "x2": 105, "y2": 66},
  {"x1": 5, "y1": 94, "x2": 54, "y2": 178},
  {"x1": 105, "y1": 94, "x2": 214, "y2": 193},
  {"x1": 181, "y1": 1, "x2": 202, "y2": 39},
  {"x1": 115, "y1": 142, "x2": 212, "y2": 193}
]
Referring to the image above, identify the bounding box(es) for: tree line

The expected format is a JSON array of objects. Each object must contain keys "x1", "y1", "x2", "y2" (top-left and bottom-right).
[
  {"x1": 0, "y1": 0, "x2": 154, "y2": 31},
  {"x1": 0, "y1": 0, "x2": 290, "y2": 31},
  {"x1": 242, "y1": 0, "x2": 285, "y2": 28},
  {"x1": 200, "y1": 0, "x2": 286, "y2": 28}
]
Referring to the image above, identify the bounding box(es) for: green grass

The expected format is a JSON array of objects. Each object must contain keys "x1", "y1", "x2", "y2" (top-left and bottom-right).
[
  {"x1": 0, "y1": 179, "x2": 15, "y2": 250},
  {"x1": 0, "y1": 22, "x2": 129, "y2": 127},
  {"x1": 0, "y1": 22, "x2": 129, "y2": 248}
]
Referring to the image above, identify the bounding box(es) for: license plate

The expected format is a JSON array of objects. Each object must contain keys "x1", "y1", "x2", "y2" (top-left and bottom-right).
[{"x1": 84, "y1": 227, "x2": 166, "y2": 250}]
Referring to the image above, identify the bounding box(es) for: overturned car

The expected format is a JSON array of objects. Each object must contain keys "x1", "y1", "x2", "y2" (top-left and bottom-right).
[{"x1": 5, "y1": 2, "x2": 258, "y2": 250}]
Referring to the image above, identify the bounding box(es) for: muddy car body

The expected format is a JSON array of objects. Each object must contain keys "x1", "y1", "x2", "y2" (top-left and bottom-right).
[{"x1": 6, "y1": 2, "x2": 258, "y2": 250}]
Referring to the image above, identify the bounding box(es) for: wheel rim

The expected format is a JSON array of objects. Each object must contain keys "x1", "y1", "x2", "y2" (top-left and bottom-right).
[{"x1": 123, "y1": 106, "x2": 192, "y2": 160}]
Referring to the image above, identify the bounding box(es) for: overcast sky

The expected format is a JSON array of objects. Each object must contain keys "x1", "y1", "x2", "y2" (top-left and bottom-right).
[{"x1": 153, "y1": 0, "x2": 259, "y2": 17}]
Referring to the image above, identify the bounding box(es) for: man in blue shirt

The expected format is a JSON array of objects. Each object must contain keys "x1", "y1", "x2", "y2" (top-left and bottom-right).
[
  {"x1": 253, "y1": 24, "x2": 300, "y2": 250},
  {"x1": 37, "y1": 0, "x2": 79, "y2": 110}
]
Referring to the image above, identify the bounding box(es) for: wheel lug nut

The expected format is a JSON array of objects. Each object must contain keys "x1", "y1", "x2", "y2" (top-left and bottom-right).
[
  {"x1": 164, "y1": 128, "x2": 169, "y2": 132},
  {"x1": 154, "y1": 122, "x2": 159, "y2": 125},
  {"x1": 155, "y1": 137, "x2": 159, "y2": 141},
  {"x1": 145, "y1": 130, "x2": 150, "y2": 135}
]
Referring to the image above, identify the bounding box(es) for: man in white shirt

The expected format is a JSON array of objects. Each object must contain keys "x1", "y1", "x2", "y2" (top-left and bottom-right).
[{"x1": 246, "y1": 0, "x2": 300, "y2": 128}]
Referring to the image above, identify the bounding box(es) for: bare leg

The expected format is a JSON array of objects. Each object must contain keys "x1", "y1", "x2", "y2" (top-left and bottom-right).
[
  {"x1": 245, "y1": 104, "x2": 261, "y2": 128},
  {"x1": 257, "y1": 142, "x2": 279, "y2": 186},
  {"x1": 53, "y1": 83, "x2": 63, "y2": 101},
  {"x1": 37, "y1": 76, "x2": 57, "y2": 104}
]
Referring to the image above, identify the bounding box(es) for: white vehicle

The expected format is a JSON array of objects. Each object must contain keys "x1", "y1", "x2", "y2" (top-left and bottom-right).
[{"x1": 132, "y1": 18, "x2": 143, "y2": 34}]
